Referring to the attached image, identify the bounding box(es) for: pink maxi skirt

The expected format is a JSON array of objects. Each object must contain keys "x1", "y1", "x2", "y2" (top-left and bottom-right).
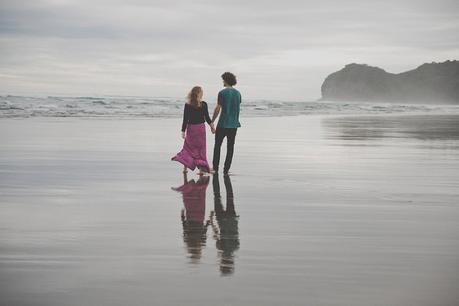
[{"x1": 171, "y1": 123, "x2": 210, "y2": 172}]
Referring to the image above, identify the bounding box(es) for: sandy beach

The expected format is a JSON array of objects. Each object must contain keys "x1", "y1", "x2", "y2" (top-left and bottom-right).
[{"x1": 1, "y1": 114, "x2": 459, "y2": 306}]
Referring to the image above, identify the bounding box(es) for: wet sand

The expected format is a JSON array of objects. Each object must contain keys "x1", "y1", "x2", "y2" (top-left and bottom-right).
[{"x1": 1, "y1": 114, "x2": 459, "y2": 306}]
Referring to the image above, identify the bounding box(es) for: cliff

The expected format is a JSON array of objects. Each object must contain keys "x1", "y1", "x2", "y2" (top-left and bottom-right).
[{"x1": 320, "y1": 60, "x2": 459, "y2": 103}]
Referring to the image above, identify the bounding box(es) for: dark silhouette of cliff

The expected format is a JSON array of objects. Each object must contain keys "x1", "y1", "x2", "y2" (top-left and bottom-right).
[{"x1": 321, "y1": 60, "x2": 459, "y2": 103}]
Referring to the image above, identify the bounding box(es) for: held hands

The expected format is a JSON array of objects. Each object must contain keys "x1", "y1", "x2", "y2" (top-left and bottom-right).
[{"x1": 210, "y1": 123, "x2": 216, "y2": 134}]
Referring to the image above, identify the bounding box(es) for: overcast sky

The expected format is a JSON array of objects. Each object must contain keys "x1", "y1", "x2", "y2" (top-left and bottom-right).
[{"x1": 0, "y1": 0, "x2": 458, "y2": 100}]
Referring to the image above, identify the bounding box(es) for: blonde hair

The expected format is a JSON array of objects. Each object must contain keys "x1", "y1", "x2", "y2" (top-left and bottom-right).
[{"x1": 187, "y1": 86, "x2": 203, "y2": 108}]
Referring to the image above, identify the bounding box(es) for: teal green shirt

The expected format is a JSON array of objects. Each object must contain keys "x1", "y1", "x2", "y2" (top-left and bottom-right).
[{"x1": 217, "y1": 87, "x2": 241, "y2": 128}]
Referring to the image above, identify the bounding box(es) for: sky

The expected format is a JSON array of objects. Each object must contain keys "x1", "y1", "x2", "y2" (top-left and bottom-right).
[{"x1": 0, "y1": 0, "x2": 458, "y2": 101}]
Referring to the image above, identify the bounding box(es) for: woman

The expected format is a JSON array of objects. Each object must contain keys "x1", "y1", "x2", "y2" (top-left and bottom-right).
[{"x1": 172, "y1": 86, "x2": 215, "y2": 175}]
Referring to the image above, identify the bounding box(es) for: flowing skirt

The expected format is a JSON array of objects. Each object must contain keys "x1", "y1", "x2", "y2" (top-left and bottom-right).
[{"x1": 171, "y1": 123, "x2": 210, "y2": 172}]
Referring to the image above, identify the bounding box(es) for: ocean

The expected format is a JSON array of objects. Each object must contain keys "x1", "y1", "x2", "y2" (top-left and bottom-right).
[{"x1": 1, "y1": 95, "x2": 459, "y2": 118}]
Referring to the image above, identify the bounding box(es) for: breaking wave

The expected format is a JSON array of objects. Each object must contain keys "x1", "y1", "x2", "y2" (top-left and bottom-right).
[{"x1": 1, "y1": 95, "x2": 459, "y2": 118}]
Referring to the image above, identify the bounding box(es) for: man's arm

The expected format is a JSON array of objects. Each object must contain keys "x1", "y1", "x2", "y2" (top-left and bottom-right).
[
  {"x1": 211, "y1": 104, "x2": 221, "y2": 123},
  {"x1": 212, "y1": 91, "x2": 223, "y2": 123}
]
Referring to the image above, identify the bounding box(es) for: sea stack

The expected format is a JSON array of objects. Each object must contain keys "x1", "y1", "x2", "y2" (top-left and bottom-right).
[{"x1": 320, "y1": 60, "x2": 459, "y2": 103}]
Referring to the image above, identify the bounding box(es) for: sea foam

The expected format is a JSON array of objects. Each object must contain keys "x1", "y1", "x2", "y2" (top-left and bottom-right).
[{"x1": 1, "y1": 95, "x2": 458, "y2": 118}]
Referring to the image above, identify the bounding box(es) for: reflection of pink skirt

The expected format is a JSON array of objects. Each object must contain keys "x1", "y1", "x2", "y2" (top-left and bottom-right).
[
  {"x1": 171, "y1": 123, "x2": 210, "y2": 172},
  {"x1": 171, "y1": 177, "x2": 209, "y2": 222}
]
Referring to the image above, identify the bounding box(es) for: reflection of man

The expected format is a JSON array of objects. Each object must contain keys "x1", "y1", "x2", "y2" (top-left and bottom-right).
[
  {"x1": 210, "y1": 175, "x2": 240, "y2": 275},
  {"x1": 172, "y1": 173, "x2": 210, "y2": 264}
]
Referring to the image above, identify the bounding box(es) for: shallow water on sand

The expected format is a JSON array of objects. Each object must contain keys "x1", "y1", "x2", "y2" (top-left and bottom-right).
[{"x1": 1, "y1": 115, "x2": 458, "y2": 306}]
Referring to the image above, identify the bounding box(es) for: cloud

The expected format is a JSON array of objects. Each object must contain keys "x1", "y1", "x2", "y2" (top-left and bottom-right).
[{"x1": 0, "y1": 0, "x2": 458, "y2": 100}]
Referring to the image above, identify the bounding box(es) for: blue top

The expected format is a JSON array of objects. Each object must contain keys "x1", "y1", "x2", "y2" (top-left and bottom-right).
[{"x1": 217, "y1": 87, "x2": 241, "y2": 128}]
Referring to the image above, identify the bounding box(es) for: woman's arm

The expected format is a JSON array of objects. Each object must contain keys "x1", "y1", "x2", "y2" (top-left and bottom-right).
[
  {"x1": 203, "y1": 102, "x2": 215, "y2": 133},
  {"x1": 181, "y1": 104, "x2": 188, "y2": 138},
  {"x1": 203, "y1": 102, "x2": 212, "y2": 124}
]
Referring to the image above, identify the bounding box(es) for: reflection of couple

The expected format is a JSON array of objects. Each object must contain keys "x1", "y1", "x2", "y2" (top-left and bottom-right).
[
  {"x1": 171, "y1": 72, "x2": 241, "y2": 176},
  {"x1": 172, "y1": 173, "x2": 239, "y2": 275}
]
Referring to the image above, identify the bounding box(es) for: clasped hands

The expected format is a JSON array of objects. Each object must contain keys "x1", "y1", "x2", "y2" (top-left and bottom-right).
[
  {"x1": 210, "y1": 122, "x2": 216, "y2": 134},
  {"x1": 181, "y1": 122, "x2": 216, "y2": 139}
]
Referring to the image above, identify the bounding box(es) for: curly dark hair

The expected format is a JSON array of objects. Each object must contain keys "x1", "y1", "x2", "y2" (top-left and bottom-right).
[{"x1": 221, "y1": 72, "x2": 237, "y2": 86}]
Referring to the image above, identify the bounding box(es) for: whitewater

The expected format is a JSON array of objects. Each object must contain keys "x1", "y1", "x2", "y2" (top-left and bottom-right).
[{"x1": 1, "y1": 95, "x2": 459, "y2": 118}]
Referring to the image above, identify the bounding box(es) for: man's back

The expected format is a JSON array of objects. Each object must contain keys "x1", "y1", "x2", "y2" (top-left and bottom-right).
[{"x1": 217, "y1": 87, "x2": 241, "y2": 129}]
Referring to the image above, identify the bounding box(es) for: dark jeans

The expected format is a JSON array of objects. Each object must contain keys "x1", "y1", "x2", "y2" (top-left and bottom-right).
[{"x1": 213, "y1": 127, "x2": 237, "y2": 172}]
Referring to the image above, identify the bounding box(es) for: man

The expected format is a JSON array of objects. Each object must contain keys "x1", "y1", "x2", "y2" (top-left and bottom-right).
[{"x1": 211, "y1": 72, "x2": 241, "y2": 175}]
